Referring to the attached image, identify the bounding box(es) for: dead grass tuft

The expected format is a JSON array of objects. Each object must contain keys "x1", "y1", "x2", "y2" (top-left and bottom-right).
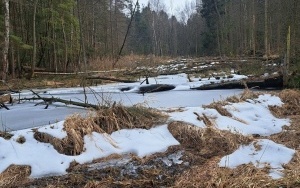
[
  {"x1": 16, "y1": 135, "x2": 26, "y2": 144},
  {"x1": 34, "y1": 131, "x2": 65, "y2": 154},
  {"x1": 84, "y1": 181, "x2": 106, "y2": 188},
  {"x1": 194, "y1": 112, "x2": 215, "y2": 127},
  {"x1": 34, "y1": 105, "x2": 166, "y2": 155},
  {"x1": 226, "y1": 89, "x2": 261, "y2": 103},
  {"x1": 94, "y1": 105, "x2": 167, "y2": 134},
  {"x1": 272, "y1": 89, "x2": 300, "y2": 116},
  {"x1": 203, "y1": 89, "x2": 261, "y2": 119},
  {"x1": 63, "y1": 114, "x2": 105, "y2": 155},
  {"x1": 34, "y1": 114, "x2": 105, "y2": 155},
  {"x1": 168, "y1": 121, "x2": 252, "y2": 159},
  {"x1": 203, "y1": 102, "x2": 232, "y2": 117},
  {"x1": 269, "y1": 90, "x2": 300, "y2": 149},
  {"x1": 278, "y1": 151, "x2": 300, "y2": 186},
  {"x1": 0, "y1": 165, "x2": 31, "y2": 188},
  {"x1": 175, "y1": 158, "x2": 274, "y2": 187},
  {"x1": 0, "y1": 131, "x2": 13, "y2": 140}
]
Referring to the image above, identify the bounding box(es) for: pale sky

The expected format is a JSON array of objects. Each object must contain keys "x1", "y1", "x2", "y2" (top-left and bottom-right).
[{"x1": 138, "y1": 0, "x2": 196, "y2": 17}]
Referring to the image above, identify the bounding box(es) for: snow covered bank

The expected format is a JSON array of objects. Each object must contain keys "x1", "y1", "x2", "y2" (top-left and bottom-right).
[
  {"x1": 0, "y1": 124, "x2": 178, "y2": 178},
  {"x1": 0, "y1": 73, "x2": 295, "y2": 181}
]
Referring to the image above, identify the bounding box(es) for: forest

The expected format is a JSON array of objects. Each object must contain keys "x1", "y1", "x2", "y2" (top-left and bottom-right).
[
  {"x1": 2, "y1": 1, "x2": 300, "y2": 187},
  {"x1": 0, "y1": 0, "x2": 299, "y2": 81}
]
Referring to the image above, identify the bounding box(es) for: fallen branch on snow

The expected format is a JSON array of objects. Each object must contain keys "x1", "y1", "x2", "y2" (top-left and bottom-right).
[{"x1": 22, "y1": 90, "x2": 102, "y2": 110}]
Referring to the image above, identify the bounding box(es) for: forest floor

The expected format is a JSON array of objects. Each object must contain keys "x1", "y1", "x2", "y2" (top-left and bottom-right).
[{"x1": 1, "y1": 56, "x2": 299, "y2": 188}]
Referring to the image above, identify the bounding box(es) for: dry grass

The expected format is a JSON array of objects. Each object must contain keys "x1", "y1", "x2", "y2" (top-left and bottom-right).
[
  {"x1": 34, "y1": 105, "x2": 167, "y2": 155},
  {"x1": 16, "y1": 135, "x2": 26, "y2": 144},
  {"x1": 0, "y1": 131, "x2": 13, "y2": 140},
  {"x1": 175, "y1": 158, "x2": 274, "y2": 187},
  {"x1": 34, "y1": 114, "x2": 105, "y2": 156},
  {"x1": 271, "y1": 89, "x2": 300, "y2": 117},
  {"x1": 0, "y1": 165, "x2": 31, "y2": 188},
  {"x1": 4, "y1": 90, "x2": 300, "y2": 187},
  {"x1": 203, "y1": 89, "x2": 261, "y2": 118},
  {"x1": 278, "y1": 152, "x2": 300, "y2": 187},
  {"x1": 168, "y1": 121, "x2": 252, "y2": 160},
  {"x1": 174, "y1": 89, "x2": 300, "y2": 188},
  {"x1": 226, "y1": 89, "x2": 261, "y2": 103},
  {"x1": 269, "y1": 89, "x2": 300, "y2": 150},
  {"x1": 0, "y1": 94, "x2": 11, "y2": 103},
  {"x1": 63, "y1": 114, "x2": 105, "y2": 155},
  {"x1": 94, "y1": 105, "x2": 167, "y2": 134},
  {"x1": 88, "y1": 54, "x2": 172, "y2": 71},
  {"x1": 203, "y1": 102, "x2": 232, "y2": 117},
  {"x1": 34, "y1": 131, "x2": 65, "y2": 153},
  {"x1": 167, "y1": 121, "x2": 281, "y2": 187},
  {"x1": 194, "y1": 112, "x2": 215, "y2": 127}
]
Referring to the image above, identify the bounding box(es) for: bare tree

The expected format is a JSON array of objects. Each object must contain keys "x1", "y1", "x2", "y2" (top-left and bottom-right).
[
  {"x1": 2, "y1": 0, "x2": 10, "y2": 80},
  {"x1": 264, "y1": 0, "x2": 269, "y2": 57},
  {"x1": 28, "y1": 0, "x2": 38, "y2": 79}
]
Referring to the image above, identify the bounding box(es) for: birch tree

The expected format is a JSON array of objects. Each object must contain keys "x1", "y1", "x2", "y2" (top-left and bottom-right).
[{"x1": 2, "y1": 0, "x2": 9, "y2": 80}]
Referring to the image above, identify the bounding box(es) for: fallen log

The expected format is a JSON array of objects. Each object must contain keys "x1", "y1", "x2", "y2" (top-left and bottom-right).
[
  {"x1": 192, "y1": 76, "x2": 283, "y2": 90},
  {"x1": 26, "y1": 90, "x2": 101, "y2": 110},
  {"x1": 86, "y1": 76, "x2": 136, "y2": 83},
  {"x1": 139, "y1": 84, "x2": 175, "y2": 94},
  {"x1": 23, "y1": 96, "x2": 101, "y2": 110}
]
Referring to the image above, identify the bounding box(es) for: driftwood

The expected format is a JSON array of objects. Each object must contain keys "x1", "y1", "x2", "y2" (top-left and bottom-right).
[
  {"x1": 27, "y1": 90, "x2": 101, "y2": 110},
  {"x1": 86, "y1": 76, "x2": 136, "y2": 83},
  {"x1": 139, "y1": 84, "x2": 175, "y2": 94},
  {"x1": 192, "y1": 76, "x2": 283, "y2": 90}
]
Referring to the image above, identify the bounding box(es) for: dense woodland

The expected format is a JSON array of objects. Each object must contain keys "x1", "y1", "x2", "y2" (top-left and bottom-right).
[{"x1": 0, "y1": 0, "x2": 299, "y2": 80}]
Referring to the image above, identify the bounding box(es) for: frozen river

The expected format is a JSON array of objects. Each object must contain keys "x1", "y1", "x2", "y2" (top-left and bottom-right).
[{"x1": 2, "y1": 74, "x2": 244, "y2": 131}]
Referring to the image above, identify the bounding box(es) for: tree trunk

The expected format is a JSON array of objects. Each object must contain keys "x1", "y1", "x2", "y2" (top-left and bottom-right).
[
  {"x1": 77, "y1": 0, "x2": 87, "y2": 72},
  {"x1": 2, "y1": 0, "x2": 10, "y2": 81},
  {"x1": 109, "y1": 0, "x2": 114, "y2": 58},
  {"x1": 29, "y1": 0, "x2": 38, "y2": 79},
  {"x1": 61, "y1": 19, "x2": 68, "y2": 72},
  {"x1": 264, "y1": 0, "x2": 269, "y2": 57},
  {"x1": 10, "y1": 45, "x2": 15, "y2": 79},
  {"x1": 251, "y1": 0, "x2": 256, "y2": 56},
  {"x1": 284, "y1": 26, "x2": 291, "y2": 87}
]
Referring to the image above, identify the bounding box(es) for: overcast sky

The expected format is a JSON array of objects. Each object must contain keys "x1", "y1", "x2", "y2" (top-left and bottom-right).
[{"x1": 138, "y1": 0, "x2": 196, "y2": 16}]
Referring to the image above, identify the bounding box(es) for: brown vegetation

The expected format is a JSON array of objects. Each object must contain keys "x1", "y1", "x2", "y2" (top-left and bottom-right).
[
  {"x1": 0, "y1": 131, "x2": 13, "y2": 140},
  {"x1": 94, "y1": 105, "x2": 167, "y2": 134},
  {"x1": 168, "y1": 121, "x2": 252, "y2": 160},
  {"x1": 2, "y1": 90, "x2": 300, "y2": 187},
  {"x1": 0, "y1": 165, "x2": 31, "y2": 188},
  {"x1": 34, "y1": 105, "x2": 167, "y2": 156}
]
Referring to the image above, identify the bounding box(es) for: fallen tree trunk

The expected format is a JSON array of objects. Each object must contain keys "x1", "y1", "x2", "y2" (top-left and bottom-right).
[
  {"x1": 23, "y1": 96, "x2": 101, "y2": 110},
  {"x1": 25, "y1": 90, "x2": 101, "y2": 110},
  {"x1": 192, "y1": 76, "x2": 283, "y2": 90},
  {"x1": 139, "y1": 84, "x2": 175, "y2": 94},
  {"x1": 86, "y1": 76, "x2": 136, "y2": 83}
]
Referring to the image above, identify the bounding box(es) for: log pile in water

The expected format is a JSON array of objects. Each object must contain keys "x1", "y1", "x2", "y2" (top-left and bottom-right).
[{"x1": 192, "y1": 76, "x2": 283, "y2": 90}]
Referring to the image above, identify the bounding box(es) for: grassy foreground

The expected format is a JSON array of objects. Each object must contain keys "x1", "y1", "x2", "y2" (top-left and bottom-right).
[{"x1": 0, "y1": 89, "x2": 300, "y2": 187}]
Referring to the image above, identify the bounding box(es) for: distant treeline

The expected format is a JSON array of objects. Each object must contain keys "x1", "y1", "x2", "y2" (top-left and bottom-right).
[{"x1": 0, "y1": 0, "x2": 299, "y2": 79}]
